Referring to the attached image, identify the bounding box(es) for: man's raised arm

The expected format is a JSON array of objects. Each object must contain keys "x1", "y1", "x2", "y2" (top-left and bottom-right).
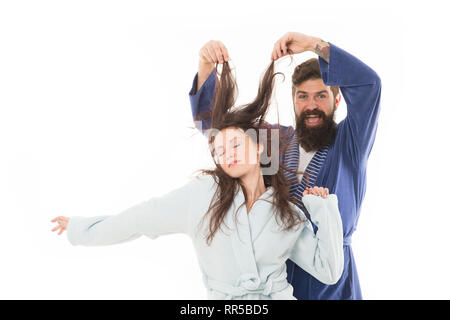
[
  {"x1": 189, "y1": 40, "x2": 229, "y2": 134},
  {"x1": 273, "y1": 32, "x2": 381, "y2": 165}
]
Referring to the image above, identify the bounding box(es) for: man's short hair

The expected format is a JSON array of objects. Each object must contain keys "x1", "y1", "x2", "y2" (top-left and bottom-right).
[{"x1": 291, "y1": 58, "x2": 340, "y2": 99}]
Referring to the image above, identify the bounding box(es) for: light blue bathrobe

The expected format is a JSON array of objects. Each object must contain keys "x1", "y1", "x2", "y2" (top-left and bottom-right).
[{"x1": 66, "y1": 174, "x2": 344, "y2": 299}]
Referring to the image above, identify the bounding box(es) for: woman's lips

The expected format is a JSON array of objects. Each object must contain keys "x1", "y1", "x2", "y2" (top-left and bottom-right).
[{"x1": 228, "y1": 159, "x2": 239, "y2": 168}]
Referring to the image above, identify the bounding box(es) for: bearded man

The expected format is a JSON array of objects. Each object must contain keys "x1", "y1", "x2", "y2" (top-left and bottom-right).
[{"x1": 189, "y1": 32, "x2": 381, "y2": 300}]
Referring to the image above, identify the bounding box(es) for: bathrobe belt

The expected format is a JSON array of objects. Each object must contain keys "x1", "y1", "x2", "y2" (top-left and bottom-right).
[
  {"x1": 204, "y1": 273, "x2": 290, "y2": 299},
  {"x1": 343, "y1": 235, "x2": 352, "y2": 246}
]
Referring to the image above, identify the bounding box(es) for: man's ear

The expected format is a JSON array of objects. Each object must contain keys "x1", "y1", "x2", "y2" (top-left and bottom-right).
[{"x1": 335, "y1": 93, "x2": 342, "y2": 111}]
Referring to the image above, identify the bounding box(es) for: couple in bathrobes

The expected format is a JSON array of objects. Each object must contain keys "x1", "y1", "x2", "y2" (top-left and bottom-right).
[{"x1": 51, "y1": 31, "x2": 380, "y2": 300}]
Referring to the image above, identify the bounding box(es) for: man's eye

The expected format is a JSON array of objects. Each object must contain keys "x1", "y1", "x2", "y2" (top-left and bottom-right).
[
  {"x1": 298, "y1": 95, "x2": 306, "y2": 99},
  {"x1": 319, "y1": 94, "x2": 326, "y2": 99}
]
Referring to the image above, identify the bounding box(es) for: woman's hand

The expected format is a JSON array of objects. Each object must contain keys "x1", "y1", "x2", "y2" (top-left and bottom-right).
[
  {"x1": 303, "y1": 186, "x2": 329, "y2": 199},
  {"x1": 51, "y1": 216, "x2": 70, "y2": 235}
]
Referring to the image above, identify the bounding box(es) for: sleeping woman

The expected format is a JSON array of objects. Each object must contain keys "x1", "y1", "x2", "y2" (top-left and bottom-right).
[{"x1": 50, "y1": 59, "x2": 344, "y2": 300}]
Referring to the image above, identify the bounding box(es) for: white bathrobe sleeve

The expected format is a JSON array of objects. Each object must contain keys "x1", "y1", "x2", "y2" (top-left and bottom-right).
[
  {"x1": 66, "y1": 178, "x2": 195, "y2": 246},
  {"x1": 289, "y1": 194, "x2": 344, "y2": 285}
]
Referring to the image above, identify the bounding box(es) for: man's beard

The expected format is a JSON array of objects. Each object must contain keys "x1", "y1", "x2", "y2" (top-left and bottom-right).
[{"x1": 295, "y1": 107, "x2": 337, "y2": 152}]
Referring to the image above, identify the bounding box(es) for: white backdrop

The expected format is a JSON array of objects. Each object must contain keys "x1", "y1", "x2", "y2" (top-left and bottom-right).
[{"x1": 1, "y1": 0, "x2": 449, "y2": 299}]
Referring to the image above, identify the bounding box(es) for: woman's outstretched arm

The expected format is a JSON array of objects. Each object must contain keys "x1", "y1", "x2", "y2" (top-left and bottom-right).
[{"x1": 50, "y1": 178, "x2": 198, "y2": 246}]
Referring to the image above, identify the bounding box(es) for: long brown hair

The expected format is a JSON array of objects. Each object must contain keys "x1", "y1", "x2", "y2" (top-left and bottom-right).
[{"x1": 195, "y1": 58, "x2": 306, "y2": 245}]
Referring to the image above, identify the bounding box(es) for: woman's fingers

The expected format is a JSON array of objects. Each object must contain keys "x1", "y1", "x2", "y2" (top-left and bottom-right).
[
  {"x1": 51, "y1": 216, "x2": 69, "y2": 234},
  {"x1": 315, "y1": 186, "x2": 325, "y2": 198},
  {"x1": 305, "y1": 186, "x2": 329, "y2": 198},
  {"x1": 58, "y1": 227, "x2": 66, "y2": 235},
  {"x1": 51, "y1": 216, "x2": 62, "y2": 222},
  {"x1": 311, "y1": 186, "x2": 318, "y2": 196}
]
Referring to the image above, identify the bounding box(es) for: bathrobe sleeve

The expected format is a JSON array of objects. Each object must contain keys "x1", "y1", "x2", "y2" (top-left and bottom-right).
[
  {"x1": 66, "y1": 179, "x2": 194, "y2": 246},
  {"x1": 318, "y1": 42, "x2": 382, "y2": 166},
  {"x1": 189, "y1": 70, "x2": 216, "y2": 135},
  {"x1": 289, "y1": 194, "x2": 344, "y2": 285}
]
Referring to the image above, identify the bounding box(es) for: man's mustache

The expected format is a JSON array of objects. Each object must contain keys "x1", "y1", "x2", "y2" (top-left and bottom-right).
[{"x1": 298, "y1": 109, "x2": 327, "y2": 122}]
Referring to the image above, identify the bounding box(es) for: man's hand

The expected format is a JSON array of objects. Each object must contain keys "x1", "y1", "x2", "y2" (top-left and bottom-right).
[
  {"x1": 195, "y1": 40, "x2": 230, "y2": 94},
  {"x1": 271, "y1": 32, "x2": 330, "y2": 63},
  {"x1": 199, "y1": 40, "x2": 230, "y2": 65}
]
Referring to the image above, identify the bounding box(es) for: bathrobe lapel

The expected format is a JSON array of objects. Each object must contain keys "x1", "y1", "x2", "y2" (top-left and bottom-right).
[{"x1": 227, "y1": 186, "x2": 275, "y2": 277}]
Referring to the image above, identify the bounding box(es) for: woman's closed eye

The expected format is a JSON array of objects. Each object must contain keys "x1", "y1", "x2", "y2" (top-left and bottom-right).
[{"x1": 217, "y1": 145, "x2": 239, "y2": 157}]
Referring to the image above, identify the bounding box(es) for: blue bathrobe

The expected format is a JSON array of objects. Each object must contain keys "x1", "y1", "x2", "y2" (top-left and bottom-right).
[{"x1": 188, "y1": 42, "x2": 381, "y2": 300}]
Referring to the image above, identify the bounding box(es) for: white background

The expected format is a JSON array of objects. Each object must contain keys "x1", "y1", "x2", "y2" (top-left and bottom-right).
[{"x1": 1, "y1": 0, "x2": 449, "y2": 299}]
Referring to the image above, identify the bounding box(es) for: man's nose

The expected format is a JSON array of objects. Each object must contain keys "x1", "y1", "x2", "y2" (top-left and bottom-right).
[{"x1": 304, "y1": 97, "x2": 317, "y2": 110}]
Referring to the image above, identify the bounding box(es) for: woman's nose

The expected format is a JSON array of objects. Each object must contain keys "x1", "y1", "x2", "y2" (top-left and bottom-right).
[{"x1": 226, "y1": 155, "x2": 236, "y2": 163}]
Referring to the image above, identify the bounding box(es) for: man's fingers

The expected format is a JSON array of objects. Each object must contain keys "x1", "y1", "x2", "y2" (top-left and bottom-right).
[
  {"x1": 51, "y1": 225, "x2": 60, "y2": 232},
  {"x1": 213, "y1": 45, "x2": 224, "y2": 64},
  {"x1": 281, "y1": 41, "x2": 288, "y2": 55},
  {"x1": 222, "y1": 46, "x2": 230, "y2": 62},
  {"x1": 200, "y1": 46, "x2": 213, "y2": 63},
  {"x1": 270, "y1": 49, "x2": 276, "y2": 61},
  {"x1": 206, "y1": 46, "x2": 219, "y2": 63},
  {"x1": 201, "y1": 48, "x2": 214, "y2": 64},
  {"x1": 275, "y1": 41, "x2": 282, "y2": 60}
]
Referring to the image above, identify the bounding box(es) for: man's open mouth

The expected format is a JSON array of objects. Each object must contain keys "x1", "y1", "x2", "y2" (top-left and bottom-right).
[{"x1": 305, "y1": 115, "x2": 322, "y2": 126}]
